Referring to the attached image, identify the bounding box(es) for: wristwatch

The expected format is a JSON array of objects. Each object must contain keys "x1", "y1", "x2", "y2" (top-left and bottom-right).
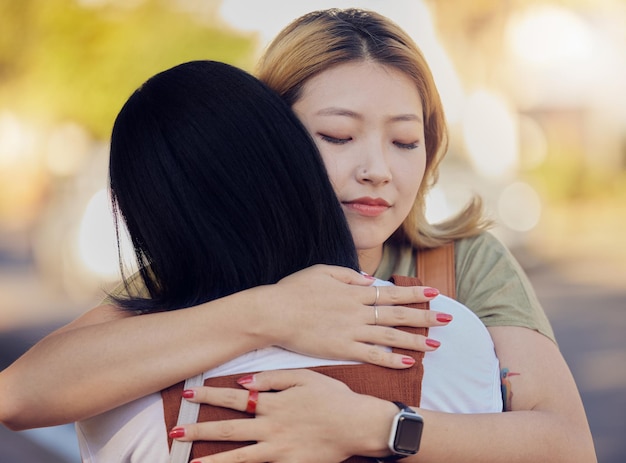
[{"x1": 380, "y1": 401, "x2": 424, "y2": 460}]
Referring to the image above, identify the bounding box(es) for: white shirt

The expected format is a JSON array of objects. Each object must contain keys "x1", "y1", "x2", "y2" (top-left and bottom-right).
[{"x1": 77, "y1": 282, "x2": 502, "y2": 462}]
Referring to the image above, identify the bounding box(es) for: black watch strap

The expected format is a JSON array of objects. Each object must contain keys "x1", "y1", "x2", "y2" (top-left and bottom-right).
[{"x1": 392, "y1": 401, "x2": 414, "y2": 414}]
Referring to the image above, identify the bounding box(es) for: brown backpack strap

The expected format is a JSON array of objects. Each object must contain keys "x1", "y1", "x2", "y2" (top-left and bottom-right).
[
  {"x1": 162, "y1": 277, "x2": 428, "y2": 463},
  {"x1": 416, "y1": 242, "x2": 456, "y2": 299}
]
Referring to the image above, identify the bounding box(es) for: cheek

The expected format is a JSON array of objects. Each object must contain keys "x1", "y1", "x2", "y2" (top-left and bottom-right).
[
  {"x1": 317, "y1": 146, "x2": 344, "y2": 192},
  {"x1": 396, "y1": 154, "x2": 426, "y2": 200}
]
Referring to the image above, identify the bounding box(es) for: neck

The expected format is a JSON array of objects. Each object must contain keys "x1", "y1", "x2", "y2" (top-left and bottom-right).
[{"x1": 357, "y1": 246, "x2": 384, "y2": 276}]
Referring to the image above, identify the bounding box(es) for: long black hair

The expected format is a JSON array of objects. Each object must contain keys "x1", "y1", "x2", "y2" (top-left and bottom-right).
[{"x1": 109, "y1": 60, "x2": 359, "y2": 313}]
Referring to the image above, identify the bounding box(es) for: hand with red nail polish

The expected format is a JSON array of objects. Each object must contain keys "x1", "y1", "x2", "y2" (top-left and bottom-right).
[
  {"x1": 182, "y1": 389, "x2": 195, "y2": 399},
  {"x1": 423, "y1": 287, "x2": 440, "y2": 298},
  {"x1": 169, "y1": 426, "x2": 186, "y2": 439}
]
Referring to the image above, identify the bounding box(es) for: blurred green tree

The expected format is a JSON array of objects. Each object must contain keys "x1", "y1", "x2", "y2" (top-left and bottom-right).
[{"x1": 0, "y1": 0, "x2": 256, "y2": 139}]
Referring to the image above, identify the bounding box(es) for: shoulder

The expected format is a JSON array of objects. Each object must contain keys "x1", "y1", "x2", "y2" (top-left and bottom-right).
[
  {"x1": 454, "y1": 231, "x2": 523, "y2": 286},
  {"x1": 453, "y1": 232, "x2": 556, "y2": 342},
  {"x1": 454, "y1": 231, "x2": 508, "y2": 260}
]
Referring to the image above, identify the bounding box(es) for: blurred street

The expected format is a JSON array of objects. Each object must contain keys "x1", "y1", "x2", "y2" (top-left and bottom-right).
[
  {"x1": 524, "y1": 258, "x2": 626, "y2": 463},
  {"x1": 1, "y1": 245, "x2": 624, "y2": 462}
]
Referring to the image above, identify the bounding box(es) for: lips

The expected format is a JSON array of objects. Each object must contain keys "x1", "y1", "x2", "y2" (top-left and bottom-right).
[{"x1": 342, "y1": 197, "x2": 390, "y2": 217}]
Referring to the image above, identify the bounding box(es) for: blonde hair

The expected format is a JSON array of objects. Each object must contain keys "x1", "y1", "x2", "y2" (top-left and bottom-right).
[{"x1": 257, "y1": 8, "x2": 490, "y2": 248}]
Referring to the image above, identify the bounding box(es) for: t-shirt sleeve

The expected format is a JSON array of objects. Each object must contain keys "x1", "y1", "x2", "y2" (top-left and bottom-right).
[{"x1": 455, "y1": 232, "x2": 556, "y2": 343}]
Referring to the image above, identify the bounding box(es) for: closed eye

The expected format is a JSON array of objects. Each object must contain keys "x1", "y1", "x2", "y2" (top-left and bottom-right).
[
  {"x1": 394, "y1": 141, "x2": 419, "y2": 150},
  {"x1": 320, "y1": 134, "x2": 352, "y2": 145}
]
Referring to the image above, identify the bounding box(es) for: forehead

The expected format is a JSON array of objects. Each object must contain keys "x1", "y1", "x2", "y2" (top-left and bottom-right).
[{"x1": 297, "y1": 61, "x2": 423, "y2": 115}]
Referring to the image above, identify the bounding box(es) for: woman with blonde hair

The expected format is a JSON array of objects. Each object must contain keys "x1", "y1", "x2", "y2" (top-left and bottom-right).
[{"x1": 171, "y1": 8, "x2": 595, "y2": 462}]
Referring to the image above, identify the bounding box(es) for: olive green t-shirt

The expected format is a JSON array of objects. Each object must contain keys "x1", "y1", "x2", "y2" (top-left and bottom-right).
[{"x1": 374, "y1": 231, "x2": 555, "y2": 342}]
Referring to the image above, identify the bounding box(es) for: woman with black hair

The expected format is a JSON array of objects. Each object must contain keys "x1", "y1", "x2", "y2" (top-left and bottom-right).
[
  {"x1": 107, "y1": 59, "x2": 360, "y2": 314},
  {"x1": 61, "y1": 60, "x2": 441, "y2": 461}
]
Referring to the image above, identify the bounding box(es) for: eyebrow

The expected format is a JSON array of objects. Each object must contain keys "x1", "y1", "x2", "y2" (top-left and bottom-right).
[
  {"x1": 315, "y1": 107, "x2": 423, "y2": 124},
  {"x1": 316, "y1": 107, "x2": 361, "y2": 119},
  {"x1": 390, "y1": 114, "x2": 423, "y2": 124}
]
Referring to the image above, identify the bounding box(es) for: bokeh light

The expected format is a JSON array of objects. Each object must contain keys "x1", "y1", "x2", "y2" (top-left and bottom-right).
[
  {"x1": 506, "y1": 4, "x2": 594, "y2": 69},
  {"x1": 77, "y1": 188, "x2": 134, "y2": 280},
  {"x1": 462, "y1": 89, "x2": 519, "y2": 179},
  {"x1": 77, "y1": 189, "x2": 118, "y2": 279},
  {"x1": 497, "y1": 181, "x2": 542, "y2": 232},
  {"x1": 505, "y1": 4, "x2": 597, "y2": 108}
]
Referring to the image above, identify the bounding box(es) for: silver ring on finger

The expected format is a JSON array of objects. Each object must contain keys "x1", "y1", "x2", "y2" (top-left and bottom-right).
[{"x1": 373, "y1": 305, "x2": 379, "y2": 325}]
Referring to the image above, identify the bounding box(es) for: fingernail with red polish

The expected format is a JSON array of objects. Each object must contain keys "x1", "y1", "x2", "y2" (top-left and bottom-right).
[
  {"x1": 237, "y1": 374, "x2": 255, "y2": 385},
  {"x1": 182, "y1": 389, "x2": 195, "y2": 399},
  {"x1": 424, "y1": 287, "x2": 439, "y2": 298},
  {"x1": 169, "y1": 427, "x2": 185, "y2": 439},
  {"x1": 436, "y1": 313, "x2": 453, "y2": 323},
  {"x1": 361, "y1": 272, "x2": 376, "y2": 280},
  {"x1": 425, "y1": 338, "x2": 441, "y2": 348},
  {"x1": 402, "y1": 356, "x2": 416, "y2": 365}
]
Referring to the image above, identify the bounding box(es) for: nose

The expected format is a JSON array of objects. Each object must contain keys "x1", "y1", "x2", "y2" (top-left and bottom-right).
[{"x1": 356, "y1": 144, "x2": 392, "y2": 185}]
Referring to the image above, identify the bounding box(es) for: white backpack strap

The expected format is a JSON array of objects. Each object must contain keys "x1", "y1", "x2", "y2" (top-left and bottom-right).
[{"x1": 169, "y1": 373, "x2": 204, "y2": 463}]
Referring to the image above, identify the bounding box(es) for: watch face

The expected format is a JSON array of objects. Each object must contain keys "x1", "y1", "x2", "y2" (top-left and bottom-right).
[{"x1": 394, "y1": 414, "x2": 423, "y2": 454}]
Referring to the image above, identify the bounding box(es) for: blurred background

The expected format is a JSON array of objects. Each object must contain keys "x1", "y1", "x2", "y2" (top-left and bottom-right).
[{"x1": 0, "y1": 0, "x2": 624, "y2": 461}]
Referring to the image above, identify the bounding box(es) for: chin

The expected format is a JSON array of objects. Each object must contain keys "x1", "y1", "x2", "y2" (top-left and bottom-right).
[{"x1": 353, "y1": 236, "x2": 388, "y2": 254}]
